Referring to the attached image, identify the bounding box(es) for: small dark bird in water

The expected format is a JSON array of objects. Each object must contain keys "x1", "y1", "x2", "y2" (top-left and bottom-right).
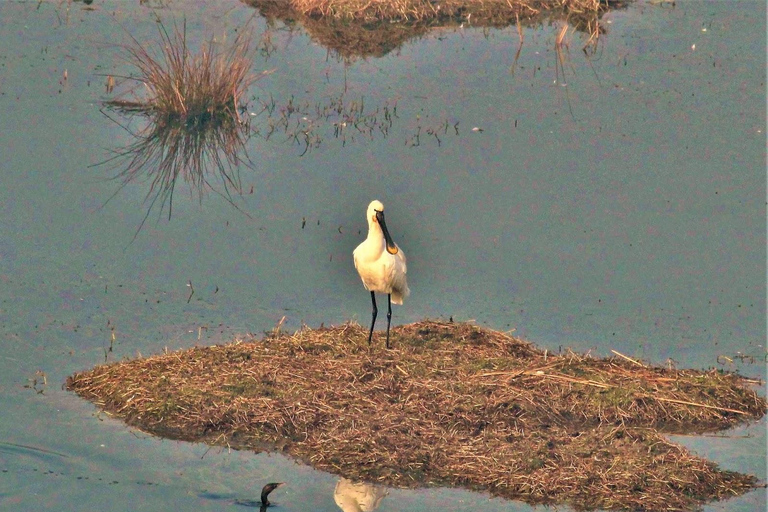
[{"x1": 261, "y1": 482, "x2": 284, "y2": 507}]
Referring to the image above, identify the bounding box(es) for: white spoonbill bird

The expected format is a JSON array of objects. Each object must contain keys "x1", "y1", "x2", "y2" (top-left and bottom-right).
[{"x1": 353, "y1": 200, "x2": 409, "y2": 348}]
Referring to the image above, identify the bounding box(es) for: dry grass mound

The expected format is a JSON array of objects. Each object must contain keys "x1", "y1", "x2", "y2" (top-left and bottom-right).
[
  {"x1": 269, "y1": 0, "x2": 616, "y2": 23},
  {"x1": 246, "y1": 0, "x2": 625, "y2": 59},
  {"x1": 66, "y1": 321, "x2": 766, "y2": 511}
]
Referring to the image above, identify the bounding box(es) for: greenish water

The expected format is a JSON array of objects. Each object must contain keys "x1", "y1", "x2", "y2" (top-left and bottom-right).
[{"x1": 0, "y1": 1, "x2": 764, "y2": 511}]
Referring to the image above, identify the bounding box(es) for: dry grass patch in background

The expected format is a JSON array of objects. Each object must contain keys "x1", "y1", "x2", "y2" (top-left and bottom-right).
[
  {"x1": 289, "y1": 0, "x2": 614, "y2": 22},
  {"x1": 67, "y1": 321, "x2": 765, "y2": 511},
  {"x1": 245, "y1": 0, "x2": 625, "y2": 59}
]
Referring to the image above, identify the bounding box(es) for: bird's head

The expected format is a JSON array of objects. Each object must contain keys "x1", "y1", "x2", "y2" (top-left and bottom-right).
[
  {"x1": 366, "y1": 200, "x2": 398, "y2": 255},
  {"x1": 260, "y1": 482, "x2": 285, "y2": 506},
  {"x1": 367, "y1": 200, "x2": 385, "y2": 224}
]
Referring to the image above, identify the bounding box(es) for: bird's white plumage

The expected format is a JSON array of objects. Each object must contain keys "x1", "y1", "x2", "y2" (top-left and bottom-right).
[{"x1": 353, "y1": 200, "x2": 409, "y2": 304}]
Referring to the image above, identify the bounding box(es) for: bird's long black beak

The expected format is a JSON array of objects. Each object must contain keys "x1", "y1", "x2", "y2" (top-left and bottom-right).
[{"x1": 376, "y1": 210, "x2": 399, "y2": 255}]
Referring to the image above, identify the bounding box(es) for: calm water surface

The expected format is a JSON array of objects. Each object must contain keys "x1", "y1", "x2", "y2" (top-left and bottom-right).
[{"x1": 0, "y1": 1, "x2": 764, "y2": 511}]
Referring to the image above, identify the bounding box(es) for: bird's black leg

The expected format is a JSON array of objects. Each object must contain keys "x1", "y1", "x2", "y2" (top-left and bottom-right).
[
  {"x1": 368, "y1": 291, "x2": 377, "y2": 345},
  {"x1": 386, "y1": 293, "x2": 392, "y2": 349}
]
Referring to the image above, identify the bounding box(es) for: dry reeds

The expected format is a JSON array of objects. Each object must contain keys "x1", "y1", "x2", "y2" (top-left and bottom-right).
[
  {"x1": 116, "y1": 20, "x2": 256, "y2": 121},
  {"x1": 66, "y1": 320, "x2": 766, "y2": 511}
]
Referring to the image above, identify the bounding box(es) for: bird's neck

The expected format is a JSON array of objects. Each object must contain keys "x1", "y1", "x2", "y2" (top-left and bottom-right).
[
  {"x1": 367, "y1": 221, "x2": 383, "y2": 237},
  {"x1": 365, "y1": 225, "x2": 386, "y2": 251}
]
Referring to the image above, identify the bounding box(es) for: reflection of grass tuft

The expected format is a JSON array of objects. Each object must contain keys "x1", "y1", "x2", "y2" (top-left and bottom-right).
[{"x1": 99, "y1": 20, "x2": 268, "y2": 237}]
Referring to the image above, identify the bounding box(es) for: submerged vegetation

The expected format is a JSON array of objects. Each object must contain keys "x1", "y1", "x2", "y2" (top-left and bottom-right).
[
  {"x1": 252, "y1": 93, "x2": 400, "y2": 155},
  {"x1": 67, "y1": 320, "x2": 766, "y2": 511}
]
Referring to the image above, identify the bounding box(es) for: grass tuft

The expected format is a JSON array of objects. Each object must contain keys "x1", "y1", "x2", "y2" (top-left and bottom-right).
[
  {"x1": 117, "y1": 19, "x2": 257, "y2": 122},
  {"x1": 98, "y1": 19, "x2": 269, "y2": 237}
]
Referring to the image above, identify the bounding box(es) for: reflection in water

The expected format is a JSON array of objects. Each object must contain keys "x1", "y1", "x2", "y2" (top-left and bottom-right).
[
  {"x1": 97, "y1": 19, "x2": 261, "y2": 237},
  {"x1": 334, "y1": 478, "x2": 388, "y2": 512},
  {"x1": 100, "y1": 102, "x2": 255, "y2": 236},
  {"x1": 96, "y1": 6, "x2": 611, "y2": 235},
  {"x1": 0, "y1": 441, "x2": 69, "y2": 461},
  {"x1": 100, "y1": 82, "x2": 402, "y2": 237},
  {"x1": 97, "y1": 18, "x2": 409, "y2": 235},
  {"x1": 243, "y1": 0, "x2": 624, "y2": 60}
]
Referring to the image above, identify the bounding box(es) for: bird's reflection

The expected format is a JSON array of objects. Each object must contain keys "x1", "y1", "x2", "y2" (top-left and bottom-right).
[{"x1": 333, "y1": 478, "x2": 388, "y2": 512}]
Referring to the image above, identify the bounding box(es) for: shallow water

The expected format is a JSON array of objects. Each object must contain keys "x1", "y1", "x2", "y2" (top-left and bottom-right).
[{"x1": 0, "y1": 1, "x2": 764, "y2": 511}]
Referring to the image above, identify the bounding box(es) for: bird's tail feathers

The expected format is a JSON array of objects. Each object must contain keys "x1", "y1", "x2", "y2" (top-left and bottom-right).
[{"x1": 390, "y1": 283, "x2": 410, "y2": 305}]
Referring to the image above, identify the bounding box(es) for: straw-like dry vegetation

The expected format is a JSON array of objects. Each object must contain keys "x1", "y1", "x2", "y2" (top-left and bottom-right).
[
  {"x1": 245, "y1": 0, "x2": 626, "y2": 58},
  {"x1": 111, "y1": 20, "x2": 257, "y2": 122},
  {"x1": 67, "y1": 320, "x2": 766, "y2": 511},
  {"x1": 256, "y1": 0, "x2": 617, "y2": 23}
]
